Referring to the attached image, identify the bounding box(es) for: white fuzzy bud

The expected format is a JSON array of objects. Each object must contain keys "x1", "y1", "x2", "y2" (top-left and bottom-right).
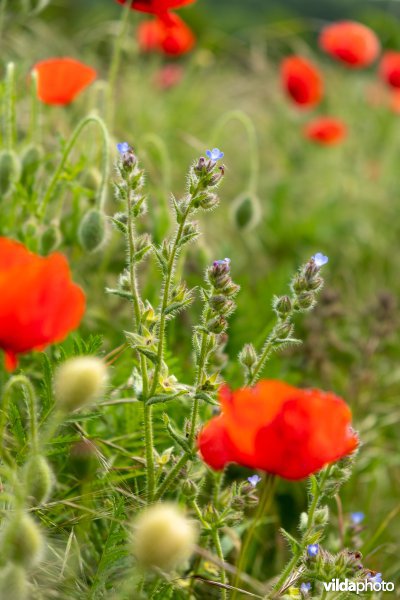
[
  {"x1": 131, "y1": 503, "x2": 198, "y2": 572},
  {"x1": 54, "y1": 357, "x2": 108, "y2": 412}
]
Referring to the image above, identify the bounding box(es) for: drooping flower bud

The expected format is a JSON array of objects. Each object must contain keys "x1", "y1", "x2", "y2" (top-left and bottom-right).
[
  {"x1": 54, "y1": 356, "x2": 108, "y2": 412},
  {"x1": 78, "y1": 209, "x2": 107, "y2": 252},
  {"x1": 40, "y1": 222, "x2": 62, "y2": 255},
  {"x1": 69, "y1": 438, "x2": 99, "y2": 481},
  {"x1": 0, "y1": 149, "x2": 20, "y2": 197},
  {"x1": 231, "y1": 192, "x2": 262, "y2": 231},
  {"x1": 1, "y1": 513, "x2": 44, "y2": 568},
  {"x1": 24, "y1": 455, "x2": 54, "y2": 506},
  {"x1": 20, "y1": 144, "x2": 43, "y2": 189},
  {"x1": 131, "y1": 503, "x2": 198, "y2": 572}
]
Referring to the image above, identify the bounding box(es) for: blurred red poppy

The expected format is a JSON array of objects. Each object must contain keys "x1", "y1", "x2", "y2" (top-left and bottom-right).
[
  {"x1": 0, "y1": 238, "x2": 85, "y2": 371},
  {"x1": 281, "y1": 56, "x2": 323, "y2": 108},
  {"x1": 116, "y1": 0, "x2": 194, "y2": 13},
  {"x1": 198, "y1": 380, "x2": 358, "y2": 480},
  {"x1": 33, "y1": 58, "x2": 96, "y2": 105},
  {"x1": 154, "y1": 64, "x2": 184, "y2": 89},
  {"x1": 379, "y1": 51, "x2": 400, "y2": 88},
  {"x1": 319, "y1": 21, "x2": 380, "y2": 68},
  {"x1": 138, "y1": 13, "x2": 195, "y2": 56},
  {"x1": 304, "y1": 117, "x2": 347, "y2": 145}
]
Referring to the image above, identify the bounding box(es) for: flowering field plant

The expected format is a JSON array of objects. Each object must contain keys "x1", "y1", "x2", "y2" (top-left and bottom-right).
[{"x1": 0, "y1": 1, "x2": 399, "y2": 599}]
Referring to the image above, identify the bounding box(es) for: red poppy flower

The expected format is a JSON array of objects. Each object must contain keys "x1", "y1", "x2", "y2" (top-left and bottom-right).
[
  {"x1": 304, "y1": 117, "x2": 347, "y2": 145},
  {"x1": 154, "y1": 64, "x2": 184, "y2": 89},
  {"x1": 379, "y1": 51, "x2": 400, "y2": 88},
  {"x1": 138, "y1": 13, "x2": 195, "y2": 56},
  {"x1": 198, "y1": 380, "x2": 358, "y2": 480},
  {"x1": 319, "y1": 21, "x2": 380, "y2": 68},
  {"x1": 281, "y1": 56, "x2": 323, "y2": 108},
  {"x1": 0, "y1": 238, "x2": 85, "y2": 371},
  {"x1": 116, "y1": 0, "x2": 195, "y2": 13},
  {"x1": 33, "y1": 58, "x2": 97, "y2": 105}
]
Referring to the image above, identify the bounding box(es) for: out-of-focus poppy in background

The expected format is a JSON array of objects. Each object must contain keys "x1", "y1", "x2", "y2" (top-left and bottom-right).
[
  {"x1": 303, "y1": 117, "x2": 347, "y2": 145},
  {"x1": 33, "y1": 57, "x2": 96, "y2": 105},
  {"x1": 319, "y1": 21, "x2": 380, "y2": 68},
  {"x1": 281, "y1": 56, "x2": 324, "y2": 108}
]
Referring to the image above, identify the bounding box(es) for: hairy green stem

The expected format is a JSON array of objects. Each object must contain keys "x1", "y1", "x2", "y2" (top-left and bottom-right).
[
  {"x1": 0, "y1": 374, "x2": 38, "y2": 453},
  {"x1": 212, "y1": 528, "x2": 228, "y2": 600},
  {"x1": 29, "y1": 69, "x2": 40, "y2": 144},
  {"x1": 212, "y1": 110, "x2": 259, "y2": 194},
  {"x1": 5, "y1": 62, "x2": 17, "y2": 151},
  {"x1": 267, "y1": 468, "x2": 331, "y2": 599},
  {"x1": 154, "y1": 453, "x2": 188, "y2": 501},
  {"x1": 126, "y1": 182, "x2": 153, "y2": 499},
  {"x1": 149, "y1": 195, "x2": 198, "y2": 399},
  {"x1": 40, "y1": 114, "x2": 110, "y2": 217},
  {"x1": 107, "y1": 1, "x2": 131, "y2": 124},
  {"x1": 232, "y1": 475, "x2": 276, "y2": 599}
]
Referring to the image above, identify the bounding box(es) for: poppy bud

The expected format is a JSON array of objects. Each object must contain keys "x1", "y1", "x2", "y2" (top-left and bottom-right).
[
  {"x1": 20, "y1": 144, "x2": 43, "y2": 188},
  {"x1": 1, "y1": 513, "x2": 44, "y2": 568},
  {"x1": 131, "y1": 503, "x2": 198, "y2": 571},
  {"x1": 82, "y1": 167, "x2": 102, "y2": 192},
  {"x1": 0, "y1": 564, "x2": 28, "y2": 600},
  {"x1": 231, "y1": 193, "x2": 262, "y2": 231},
  {"x1": 0, "y1": 149, "x2": 20, "y2": 197},
  {"x1": 24, "y1": 455, "x2": 54, "y2": 506},
  {"x1": 69, "y1": 438, "x2": 99, "y2": 481},
  {"x1": 78, "y1": 209, "x2": 107, "y2": 252},
  {"x1": 54, "y1": 356, "x2": 108, "y2": 412},
  {"x1": 40, "y1": 222, "x2": 62, "y2": 255},
  {"x1": 239, "y1": 343, "x2": 258, "y2": 368}
]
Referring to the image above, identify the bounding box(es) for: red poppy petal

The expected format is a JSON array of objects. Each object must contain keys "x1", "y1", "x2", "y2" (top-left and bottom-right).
[{"x1": 33, "y1": 58, "x2": 96, "y2": 105}]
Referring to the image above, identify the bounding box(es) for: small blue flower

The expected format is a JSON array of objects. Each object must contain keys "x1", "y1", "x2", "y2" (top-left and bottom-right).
[
  {"x1": 117, "y1": 142, "x2": 130, "y2": 154},
  {"x1": 351, "y1": 511, "x2": 365, "y2": 525},
  {"x1": 368, "y1": 572, "x2": 382, "y2": 584},
  {"x1": 213, "y1": 257, "x2": 230, "y2": 267},
  {"x1": 206, "y1": 148, "x2": 224, "y2": 162},
  {"x1": 300, "y1": 582, "x2": 311, "y2": 594},
  {"x1": 307, "y1": 543, "x2": 319, "y2": 558},
  {"x1": 312, "y1": 253, "x2": 329, "y2": 267},
  {"x1": 247, "y1": 474, "x2": 262, "y2": 487}
]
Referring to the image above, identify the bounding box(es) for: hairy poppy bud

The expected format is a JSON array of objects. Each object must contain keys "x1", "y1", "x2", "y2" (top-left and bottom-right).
[
  {"x1": 54, "y1": 356, "x2": 108, "y2": 412},
  {"x1": 0, "y1": 564, "x2": 28, "y2": 600},
  {"x1": 0, "y1": 149, "x2": 20, "y2": 197},
  {"x1": 231, "y1": 193, "x2": 261, "y2": 231},
  {"x1": 21, "y1": 144, "x2": 43, "y2": 188},
  {"x1": 78, "y1": 209, "x2": 107, "y2": 252},
  {"x1": 40, "y1": 222, "x2": 62, "y2": 255},
  {"x1": 131, "y1": 503, "x2": 198, "y2": 571},
  {"x1": 69, "y1": 438, "x2": 99, "y2": 481},
  {"x1": 24, "y1": 455, "x2": 54, "y2": 506},
  {"x1": 82, "y1": 167, "x2": 102, "y2": 192},
  {"x1": 1, "y1": 513, "x2": 44, "y2": 568}
]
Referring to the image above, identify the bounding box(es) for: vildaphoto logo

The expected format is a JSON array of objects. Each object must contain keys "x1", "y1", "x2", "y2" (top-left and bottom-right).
[{"x1": 323, "y1": 578, "x2": 395, "y2": 594}]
